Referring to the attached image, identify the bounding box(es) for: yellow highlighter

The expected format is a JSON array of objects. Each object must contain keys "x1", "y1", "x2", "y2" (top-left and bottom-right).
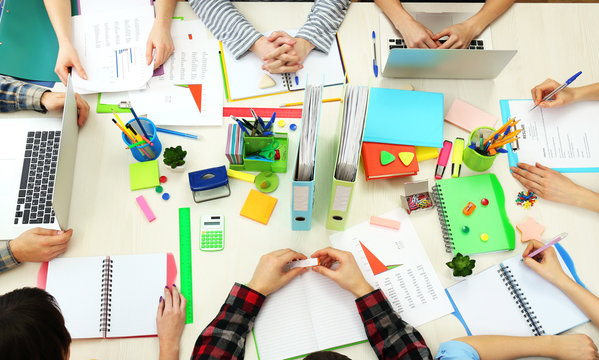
[{"x1": 452, "y1": 137, "x2": 465, "y2": 177}]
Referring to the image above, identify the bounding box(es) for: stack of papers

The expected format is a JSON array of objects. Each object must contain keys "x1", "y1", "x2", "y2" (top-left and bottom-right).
[
  {"x1": 296, "y1": 84, "x2": 323, "y2": 181},
  {"x1": 335, "y1": 85, "x2": 369, "y2": 182}
]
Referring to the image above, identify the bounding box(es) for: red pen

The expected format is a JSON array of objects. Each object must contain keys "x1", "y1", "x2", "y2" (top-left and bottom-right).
[{"x1": 435, "y1": 140, "x2": 453, "y2": 179}]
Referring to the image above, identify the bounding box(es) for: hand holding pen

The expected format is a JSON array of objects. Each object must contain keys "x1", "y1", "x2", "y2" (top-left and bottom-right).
[
  {"x1": 522, "y1": 238, "x2": 570, "y2": 286},
  {"x1": 530, "y1": 71, "x2": 581, "y2": 110}
]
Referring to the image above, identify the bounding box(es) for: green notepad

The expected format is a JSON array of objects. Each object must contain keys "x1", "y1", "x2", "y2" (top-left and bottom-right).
[
  {"x1": 129, "y1": 160, "x2": 160, "y2": 191},
  {"x1": 432, "y1": 174, "x2": 515, "y2": 255}
]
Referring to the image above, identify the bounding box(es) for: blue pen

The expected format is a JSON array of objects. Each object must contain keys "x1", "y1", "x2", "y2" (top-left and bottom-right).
[
  {"x1": 129, "y1": 107, "x2": 150, "y2": 139},
  {"x1": 265, "y1": 112, "x2": 276, "y2": 130},
  {"x1": 295, "y1": 75, "x2": 299, "y2": 86},
  {"x1": 156, "y1": 127, "x2": 198, "y2": 139},
  {"x1": 263, "y1": 131, "x2": 273, "y2": 136},
  {"x1": 250, "y1": 108, "x2": 266, "y2": 129},
  {"x1": 372, "y1": 31, "x2": 379, "y2": 78},
  {"x1": 530, "y1": 71, "x2": 582, "y2": 111},
  {"x1": 231, "y1": 116, "x2": 250, "y2": 136}
]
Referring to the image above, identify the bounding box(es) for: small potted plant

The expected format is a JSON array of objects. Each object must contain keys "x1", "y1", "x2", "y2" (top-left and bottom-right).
[
  {"x1": 446, "y1": 253, "x2": 476, "y2": 279},
  {"x1": 163, "y1": 145, "x2": 187, "y2": 172}
]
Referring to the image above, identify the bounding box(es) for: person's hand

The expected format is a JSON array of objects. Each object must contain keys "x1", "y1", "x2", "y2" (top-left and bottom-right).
[
  {"x1": 262, "y1": 36, "x2": 313, "y2": 74},
  {"x1": 40, "y1": 92, "x2": 90, "y2": 127},
  {"x1": 250, "y1": 34, "x2": 296, "y2": 62},
  {"x1": 522, "y1": 240, "x2": 570, "y2": 286},
  {"x1": 55, "y1": 42, "x2": 87, "y2": 85},
  {"x1": 146, "y1": 23, "x2": 175, "y2": 70},
  {"x1": 434, "y1": 22, "x2": 477, "y2": 49},
  {"x1": 531, "y1": 78, "x2": 577, "y2": 109},
  {"x1": 511, "y1": 162, "x2": 585, "y2": 205},
  {"x1": 157, "y1": 285, "x2": 186, "y2": 360},
  {"x1": 9, "y1": 228, "x2": 73, "y2": 263},
  {"x1": 246, "y1": 249, "x2": 308, "y2": 296},
  {"x1": 393, "y1": 18, "x2": 440, "y2": 48},
  {"x1": 549, "y1": 334, "x2": 599, "y2": 360},
  {"x1": 311, "y1": 247, "x2": 374, "y2": 298}
]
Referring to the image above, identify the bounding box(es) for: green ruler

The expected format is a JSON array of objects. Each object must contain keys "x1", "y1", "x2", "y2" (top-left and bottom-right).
[{"x1": 179, "y1": 207, "x2": 193, "y2": 324}]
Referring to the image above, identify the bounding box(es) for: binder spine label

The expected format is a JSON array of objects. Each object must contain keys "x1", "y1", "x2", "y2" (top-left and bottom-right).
[
  {"x1": 332, "y1": 185, "x2": 351, "y2": 212},
  {"x1": 282, "y1": 73, "x2": 292, "y2": 90},
  {"x1": 100, "y1": 257, "x2": 113, "y2": 336},
  {"x1": 293, "y1": 186, "x2": 310, "y2": 211},
  {"x1": 498, "y1": 263, "x2": 545, "y2": 336},
  {"x1": 432, "y1": 184, "x2": 454, "y2": 253}
]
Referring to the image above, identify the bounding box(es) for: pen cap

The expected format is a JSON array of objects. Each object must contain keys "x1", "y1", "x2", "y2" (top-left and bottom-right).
[{"x1": 463, "y1": 126, "x2": 499, "y2": 172}]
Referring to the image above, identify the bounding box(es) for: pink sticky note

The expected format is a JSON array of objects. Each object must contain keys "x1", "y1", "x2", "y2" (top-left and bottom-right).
[
  {"x1": 136, "y1": 195, "x2": 156, "y2": 222},
  {"x1": 370, "y1": 216, "x2": 400, "y2": 230},
  {"x1": 445, "y1": 98, "x2": 497, "y2": 132}
]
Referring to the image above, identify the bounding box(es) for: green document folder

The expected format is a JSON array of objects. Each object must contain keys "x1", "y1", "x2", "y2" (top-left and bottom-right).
[{"x1": 432, "y1": 174, "x2": 515, "y2": 255}]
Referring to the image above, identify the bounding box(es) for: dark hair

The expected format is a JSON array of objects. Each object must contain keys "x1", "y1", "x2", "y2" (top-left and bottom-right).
[
  {"x1": 0, "y1": 287, "x2": 71, "y2": 360},
  {"x1": 305, "y1": 351, "x2": 352, "y2": 360}
]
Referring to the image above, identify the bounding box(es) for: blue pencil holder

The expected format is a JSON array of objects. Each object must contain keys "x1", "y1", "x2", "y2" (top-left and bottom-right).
[{"x1": 122, "y1": 117, "x2": 162, "y2": 162}]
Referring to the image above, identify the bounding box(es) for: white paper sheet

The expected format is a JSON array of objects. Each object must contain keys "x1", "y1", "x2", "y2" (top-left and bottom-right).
[
  {"x1": 78, "y1": 0, "x2": 151, "y2": 15},
  {"x1": 71, "y1": 6, "x2": 155, "y2": 93},
  {"x1": 330, "y1": 208, "x2": 453, "y2": 327},
  {"x1": 506, "y1": 100, "x2": 599, "y2": 169}
]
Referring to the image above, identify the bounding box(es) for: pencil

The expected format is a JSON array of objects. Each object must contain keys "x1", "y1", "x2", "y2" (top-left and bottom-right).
[
  {"x1": 130, "y1": 107, "x2": 150, "y2": 139},
  {"x1": 280, "y1": 98, "x2": 342, "y2": 107},
  {"x1": 524, "y1": 232, "x2": 568, "y2": 260},
  {"x1": 113, "y1": 119, "x2": 151, "y2": 159}
]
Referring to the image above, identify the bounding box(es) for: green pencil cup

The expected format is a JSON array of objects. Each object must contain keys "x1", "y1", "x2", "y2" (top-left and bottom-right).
[{"x1": 463, "y1": 126, "x2": 499, "y2": 172}]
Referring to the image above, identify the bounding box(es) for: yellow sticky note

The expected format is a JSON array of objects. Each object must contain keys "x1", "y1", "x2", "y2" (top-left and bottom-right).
[
  {"x1": 129, "y1": 160, "x2": 160, "y2": 191},
  {"x1": 240, "y1": 189, "x2": 277, "y2": 224}
]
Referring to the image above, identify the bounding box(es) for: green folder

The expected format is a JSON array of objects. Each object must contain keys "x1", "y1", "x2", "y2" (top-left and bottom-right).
[
  {"x1": 432, "y1": 174, "x2": 515, "y2": 255},
  {"x1": 0, "y1": 0, "x2": 76, "y2": 81}
]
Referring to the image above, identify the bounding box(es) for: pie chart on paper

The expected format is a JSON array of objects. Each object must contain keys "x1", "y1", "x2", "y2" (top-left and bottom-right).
[{"x1": 359, "y1": 241, "x2": 401, "y2": 276}]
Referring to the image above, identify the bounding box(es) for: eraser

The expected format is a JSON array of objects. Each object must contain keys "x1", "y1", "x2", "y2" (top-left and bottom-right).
[
  {"x1": 136, "y1": 195, "x2": 156, "y2": 222},
  {"x1": 288, "y1": 258, "x2": 319, "y2": 269},
  {"x1": 369, "y1": 216, "x2": 400, "y2": 230}
]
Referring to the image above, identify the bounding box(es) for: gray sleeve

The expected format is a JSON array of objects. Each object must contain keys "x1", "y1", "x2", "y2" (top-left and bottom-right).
[{"x1": 296, "y1": 0, "x2": 350, "y2": 53}]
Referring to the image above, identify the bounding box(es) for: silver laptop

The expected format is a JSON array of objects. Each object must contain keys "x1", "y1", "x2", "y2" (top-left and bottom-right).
[
  {"x1": 379, "y1": 12, "x2": 516, "y2": 79},
  {"x1": 0, "y1": 75, "x2": 79, "y2": 239}
]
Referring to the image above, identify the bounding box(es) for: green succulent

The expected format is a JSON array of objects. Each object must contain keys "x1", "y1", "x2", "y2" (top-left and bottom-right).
[
  {"x1": 163, "y1": 146, "x2": 187, "y2": 169},
  {"x1": 446, "y1": 253, "x2": 476, "y2": 277}
]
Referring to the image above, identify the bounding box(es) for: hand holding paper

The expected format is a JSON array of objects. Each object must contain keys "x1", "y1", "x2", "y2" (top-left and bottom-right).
[{"x1": 247, "y1": 249, "x2": 308, "y2": 296}]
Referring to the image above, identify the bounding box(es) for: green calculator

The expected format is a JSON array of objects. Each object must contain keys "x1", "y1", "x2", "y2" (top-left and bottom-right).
[{"x1": 200, "y1": 215, "x2": 224, "y2": 251}]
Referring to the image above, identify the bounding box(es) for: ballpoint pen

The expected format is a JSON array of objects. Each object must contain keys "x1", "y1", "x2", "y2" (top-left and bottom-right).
[
  {"x1": 372, "y1": 31, "x2": 379, "y2": 78},
  {"x1": 530, "y1": 71, "x2": 582, "y2": 111},
  {"x1": 522, "y1": 232, "x2": 568, "y2": 260}
]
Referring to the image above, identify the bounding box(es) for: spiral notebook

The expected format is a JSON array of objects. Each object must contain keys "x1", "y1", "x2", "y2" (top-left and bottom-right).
[
  {"x1": 432, "y1": 174, "x2": 515, "y2": 255},
  {"x1": 38, "y1": 253, "x2": 177, "y2": 339},
  {"x1": 446, "y1": 244, "x2": 588, "y2": 336},
  {"x1": 220, "y1": 30, "x2": 346, "y2": 101}
]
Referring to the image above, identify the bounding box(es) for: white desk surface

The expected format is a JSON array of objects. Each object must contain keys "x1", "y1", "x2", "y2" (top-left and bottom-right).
[{"x1": 2, "y1": 2, "x2": 599, "y2": 359}]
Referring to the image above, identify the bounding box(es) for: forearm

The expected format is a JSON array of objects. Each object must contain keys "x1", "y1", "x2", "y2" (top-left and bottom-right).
[
  {"x1": 158, "y1": 345, "x2": 179, "y2": 360},
  {"x1": 573, "y1": 83, "x2": 599, "y2": 102},
  {"x1": 573, "y1": 186, "x2": 599, "y2": 213},
  {"x1": 189, "y1": 0, "x2": 261, "y2": 59},
  {"x1": 455, "y1": 335, "x2": 566, "y2": 359},
  {"x1": 43, "y1": 0, "x2": 73, "y2": 45},
  {"x1": 375, "y1": 0, "x2": 413, "y2": 26},
  {"x1": 153, "y1": 0, "x2": 177, "y2": 32},
  {"x1": 554, "y1": 276, "x2": 599, "y2": 326},
  {"x1": 297, "y1": 0, "x2": 350, "y2": 53},
  {"x1": 0, "y1": 76, "x2": 47, "y2": 113},
  {"x1": 464, "y1": 0, "x2": 514, "y2": 35},
  {"x1": 0, "y1": 241, "x2": 21, "y2": 273}
]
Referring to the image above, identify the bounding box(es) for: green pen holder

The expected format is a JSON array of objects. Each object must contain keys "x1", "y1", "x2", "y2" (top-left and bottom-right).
[
  {"x1": 229, "y1": 133, "x2": 288, "y2": 173},
  {"x1": 463, "y1": 126, "x2": 500, "y2": 172}
]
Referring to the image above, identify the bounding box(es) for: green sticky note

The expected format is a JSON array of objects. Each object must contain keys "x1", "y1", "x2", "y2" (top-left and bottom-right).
[{"x1": 129, "y1": 160, "x2": 160, "y2": 191}]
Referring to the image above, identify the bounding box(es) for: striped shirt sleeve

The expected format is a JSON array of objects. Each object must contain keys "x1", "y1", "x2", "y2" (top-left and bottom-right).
[
  {"x1": 0, "y1": 241, "x2": 21, "y2": 274},
  {"x1": 189, "y1": 0, "x2": 262, "y2": 59},
  {"x1": 296, "y1": 0, "x2": 350, "y2": 53},
  {"x1": 0, "y1": 75, "x2": 48, "y2": 113}
]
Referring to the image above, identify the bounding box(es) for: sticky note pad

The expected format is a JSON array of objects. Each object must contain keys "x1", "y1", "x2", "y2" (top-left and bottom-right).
[
  {"x1": 136, "y1": 195, "x2": 156, "y2": 222},
  {"x1": 130, "y1": 160, "x2": 160, "y2": 191},
  {"x1": 240, "y1": 189, "x2": 277, "y2": 225},
  {"x1": 445, "y1": 98, "x2": 497, "y2": 132},
  {"x1": 370, "y1": 216, "x2": 400, "y2": 230}
]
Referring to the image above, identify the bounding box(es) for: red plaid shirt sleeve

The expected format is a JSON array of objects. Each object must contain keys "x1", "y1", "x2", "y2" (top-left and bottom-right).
[
  {"x1": 191, "y1": 283, "x2": 265, "y2": 360},
  {"x1": 356, "y1": 289, "x2": 432, "y2": 360}
]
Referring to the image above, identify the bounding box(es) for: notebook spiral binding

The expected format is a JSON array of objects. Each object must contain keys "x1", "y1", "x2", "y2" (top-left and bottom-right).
[
  {"x1": 431, "y1": 184, "x2": 454, "y2": 253},
  {"x1": 498, "y1": 263, "x2": 545, "y2": 336},
  {"x1": 282, "y1": 73, "x2": 293, "y2": 89},
  {"x1": 99, "y1": 257, "x2": 114, "y2": 335}
]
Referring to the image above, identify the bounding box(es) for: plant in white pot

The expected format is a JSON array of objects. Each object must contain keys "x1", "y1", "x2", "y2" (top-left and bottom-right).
[
  {"x1": 446, "y1": 253, "x2": 476, "y2": 279},
  {"x1": 163, "y1": 145, "x2": 187, "y2": 172}
]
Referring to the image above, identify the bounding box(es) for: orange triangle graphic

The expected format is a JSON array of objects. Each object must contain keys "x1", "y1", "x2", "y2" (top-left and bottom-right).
[
  {"x1": 188, "y1": 84, "x2": 203, "y2": 113},
  {"x1": 359, "y1": 241, "x2": 388, "y2": 276}
]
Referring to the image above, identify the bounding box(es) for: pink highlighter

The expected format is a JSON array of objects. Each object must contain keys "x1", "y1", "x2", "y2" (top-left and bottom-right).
[{"x1": 435, "y1": 140, "x2": 453, "y2": 179}]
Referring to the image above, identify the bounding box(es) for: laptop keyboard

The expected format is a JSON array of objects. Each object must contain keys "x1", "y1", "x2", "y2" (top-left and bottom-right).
[
  {"x1": 389, "y1": 38, "x2": 484, "y2": 50},
  {"x1": 14, "y1": 131, "x2": 60, "y2": 225}
]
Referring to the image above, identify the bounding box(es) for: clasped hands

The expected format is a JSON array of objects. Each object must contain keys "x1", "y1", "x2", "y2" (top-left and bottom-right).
[
  {"x1": 395, "y1": 17, "x2": 479, "y2": 49},
  {"x1": 250, "y1": 31, "x2": 315, "y2": 74}
]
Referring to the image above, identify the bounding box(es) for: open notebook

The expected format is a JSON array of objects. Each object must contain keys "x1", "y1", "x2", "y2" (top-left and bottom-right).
[
  {"x1": 447, "y1": 244, "x2": 588, "y2": 336},
  {"x1": 38, "y1": 253, "x2": 176, "y2": 339},
  {"x1": 252, "y1": 270, "x2": 367, "y2": 360},
  {"x1": 220, "y1": 29, "x2": 346, "y2": 101}
]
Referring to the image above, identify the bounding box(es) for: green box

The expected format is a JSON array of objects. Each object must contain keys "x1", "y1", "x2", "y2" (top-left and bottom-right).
[{"x1": 229, "y1": 132, "x2": 288, "y2": 173}]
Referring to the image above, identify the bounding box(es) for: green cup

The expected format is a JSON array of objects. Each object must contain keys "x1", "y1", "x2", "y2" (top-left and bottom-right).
[{"x1": 463, "y1": 126, "x2": 499, "y2": 172}]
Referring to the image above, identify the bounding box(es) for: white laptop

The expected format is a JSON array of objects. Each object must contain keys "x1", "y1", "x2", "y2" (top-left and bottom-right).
[
  {"x1": 379, "y1": 12, "x2": 516, "y2": 79},
  {"x1": 0, "y1": 75, "x2": 79, "y2": 239}
]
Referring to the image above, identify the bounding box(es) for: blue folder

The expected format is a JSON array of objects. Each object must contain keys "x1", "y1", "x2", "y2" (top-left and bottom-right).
[
  {"x1": 363, "y1": 87, "x2": 444, "y2": 148},
  {"x1": 500, "y1": 99, "x2": 599, "y2": 173}
]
